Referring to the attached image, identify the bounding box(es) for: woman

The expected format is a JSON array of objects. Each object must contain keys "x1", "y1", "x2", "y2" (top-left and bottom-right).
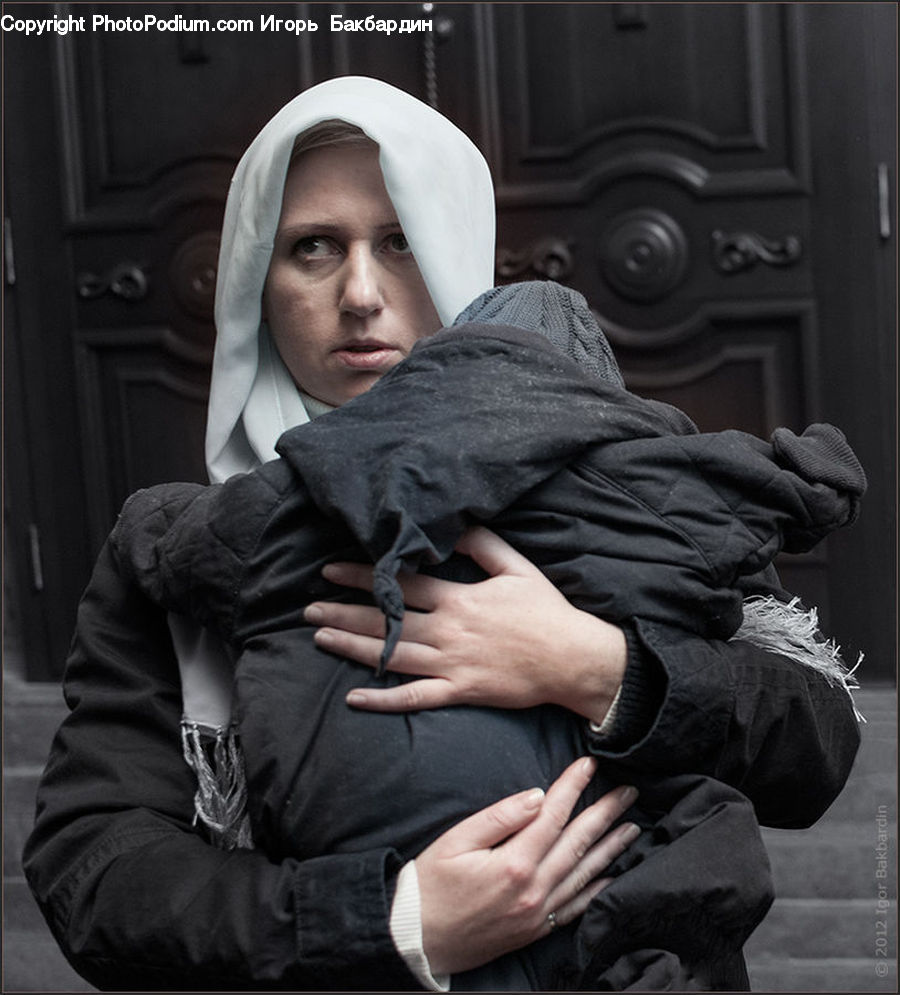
[{"x1": 24, "y1": 77, "x2": 860, "y2": 991}]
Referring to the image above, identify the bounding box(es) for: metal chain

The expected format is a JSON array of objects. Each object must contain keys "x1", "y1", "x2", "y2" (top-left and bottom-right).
[{"x1": 422, "y1": 3, "x2": 438, "y2": 109}]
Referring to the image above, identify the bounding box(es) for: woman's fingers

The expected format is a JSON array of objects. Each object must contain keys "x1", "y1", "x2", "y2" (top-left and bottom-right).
[
  {"x1": 313, "y1": 627, "x2": 387, "y2": 668},
  {"x1": 305, "y1": 601, "x2": 387, "y2": 638},
  {"x1": 346, "y1": 679, "x2": 459, "y2": 712},
  {"x1": 547, "y1": 783, "x2": 638, "y2": 868},
  {"x1": 427, "y1": 785, "x2": 547, "y2": 856},
  {"x1": 427, "y1": 757, "x2": 598, "y2": 862},
  {"x1": 315, "y1": 626, "x2": 441, "y2": 675},
  {"x1": 537, "y1": 782, "x2": 638, "y2": 889},
  {"x1": 510, "y1": 757, "x2": 599, "y2": 861},
  {"x1": 306, "y1": 600, "x2": 437, "y2": 648},
  {"x1": 497, "y1": 775, "x2": 640, "y2": 935},
  {"x1": 454, "y1": 525, "x2": 543, "y2": 579},
  {"x1": 542, "y1": 876, "x2": 613, "y2": 934},
  {"x1": 321, "y1": 561, "x2": 448, "y2": 612},
  {"x1": 320, "y1": 561, "x2": 376, "y2": 591},
  {"x1": 321, "y1": 528, "x2": 533, "y2": 608},
  {"x1": 543, "y1": 819, "x2": 641, "y2": 920}
]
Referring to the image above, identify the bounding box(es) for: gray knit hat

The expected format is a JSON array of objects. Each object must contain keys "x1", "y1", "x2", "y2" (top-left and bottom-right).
[{"x1": 453, "y1": 280, "x2": 625, "y2": 387}]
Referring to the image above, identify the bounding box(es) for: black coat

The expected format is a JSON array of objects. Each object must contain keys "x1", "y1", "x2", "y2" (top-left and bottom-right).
[
  {"x1": 23, "y1": 533, "x2": 860, "y2": 991},
  {"x1": 93, "y1": 323, "x2": 863, "y2": 989}
]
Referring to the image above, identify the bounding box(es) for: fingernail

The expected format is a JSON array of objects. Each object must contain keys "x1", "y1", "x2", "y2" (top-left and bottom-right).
[
  {"x1": 524, "y1": 788, "x2": 545, "y2": 809},
  {"x1": 322, "y1": 563, "x2": 338, "y2": 579},
  {"x1": 620, "y1": 822, "x2": 641, "y2": 844},
  {"x1": 581, "y1": 756, "x2": 598, "y2": 776},
  {"x1": 618, "y1": 785, "x2": 638, "y2": 807},
  {"x1": 304, "y1": 604, "x2": 323, "y2": 623},
  {"x1": 346, "y1": 691, "x2": 367, "y2": 707},
  {"x1": 314, "y1": 628, "x2": 333, "y2": 646}
]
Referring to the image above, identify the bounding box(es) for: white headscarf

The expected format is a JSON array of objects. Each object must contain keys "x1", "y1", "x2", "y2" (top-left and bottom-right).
[{"x1": 205, "y1": 76, "x2": 497, "y2": 483}]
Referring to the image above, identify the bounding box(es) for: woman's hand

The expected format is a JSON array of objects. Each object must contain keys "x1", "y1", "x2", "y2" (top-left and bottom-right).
[
  {"x1": 304, "y1": 526, "x2": 627, "y2": 722},
  {"x1": 415, "y1": 756, "x2": 640, "y2": 975}
]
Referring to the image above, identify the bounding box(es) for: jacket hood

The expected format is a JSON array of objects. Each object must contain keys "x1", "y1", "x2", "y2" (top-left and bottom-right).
[{"x1": 206, "y1": 76, "x2": 496, "y2": 483}]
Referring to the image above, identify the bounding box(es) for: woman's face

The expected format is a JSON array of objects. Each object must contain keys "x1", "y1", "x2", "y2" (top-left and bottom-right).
[{"x1": 263, "y1": 142, "x2": 442, "y2": 407}]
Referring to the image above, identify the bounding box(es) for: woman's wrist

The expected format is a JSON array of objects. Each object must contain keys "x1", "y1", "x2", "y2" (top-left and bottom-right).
[
  {"x1": 587, "y1": 621, "x2": 667, "y2": 751},
  {"x1": 390, "y1": 862, "x2": 450, "y2": 991},
  {"x1": 589, "y1": 685, "x2": 623, "y2": 735},
  {"x1": 546, "y1": 608, "x2": 627, "y2": 723}
]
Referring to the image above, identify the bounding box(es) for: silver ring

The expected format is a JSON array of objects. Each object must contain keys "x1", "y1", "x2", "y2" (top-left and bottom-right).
[{"x1": 547, "y1": 911, "x2": 558, "y2": 932}]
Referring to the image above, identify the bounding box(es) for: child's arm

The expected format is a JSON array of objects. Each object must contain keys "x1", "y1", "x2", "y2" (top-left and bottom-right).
[{"x1": 111, "y1": 469, "x2": 285, "y2": 640}]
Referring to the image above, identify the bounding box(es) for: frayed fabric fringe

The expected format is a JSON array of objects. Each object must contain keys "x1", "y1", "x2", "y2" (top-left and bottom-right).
[
  {"x1": 734, "y1": 596, "x2": 865, "y2": 722},
  {"x1": 181, "y1": 721, "x2": 254, "y2": 849}
]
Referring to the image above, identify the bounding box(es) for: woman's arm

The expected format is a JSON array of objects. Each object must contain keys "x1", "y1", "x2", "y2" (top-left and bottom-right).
[
  {"x1": 311, "y1": 528, "x2": 860, "y2": 830},
  {"x1": 22, "y1": 538, "x2": 416, "y2": 991},
  {"x1": 23, "y1": 535, "x2": 636, "y2": 989},
  {"x1": 590, "y1": 616, "x2": 861, "y2": 828}
]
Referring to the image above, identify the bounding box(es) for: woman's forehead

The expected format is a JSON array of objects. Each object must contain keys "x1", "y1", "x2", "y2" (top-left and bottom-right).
[{"x1": 278, "y1": 144, "x2": 398, "y2": 225}]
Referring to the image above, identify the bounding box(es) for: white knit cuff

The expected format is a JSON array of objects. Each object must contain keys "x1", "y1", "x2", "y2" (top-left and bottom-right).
[
  {"x1": 589, "y1": 684, "x2": 623, "y2": 735},
  {"x1": 389, "y1": 861, "x2": 451, "y2": 992}
]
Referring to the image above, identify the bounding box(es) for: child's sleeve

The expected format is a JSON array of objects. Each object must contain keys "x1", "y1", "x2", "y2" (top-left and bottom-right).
[{"x1": 110, "y1": 474, "x2": 279, "y2": 640}]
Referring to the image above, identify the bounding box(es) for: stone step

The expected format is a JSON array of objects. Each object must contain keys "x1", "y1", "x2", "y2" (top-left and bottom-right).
[
  {"x1": 746, "y1": 898, "x2": 897, "y2": 961},
  {"x1": 762, "y1": 822, "x2": 897, "y2": 899},
  {"x1": 852, "y1": 687, "x2": 896, "y2": 711},
  {"x1": 822, "y1": 770, "x2": 897, "y2": 822},
  {"x1": 747, "y1": 956, "x2": 897, "y2": 992},
  {"x1": 840, "y1": 690, "x2": 895, "y2": 787},
  {"x1": 2, "y1": 931, "x2": 96, "y2": 992},
  {"x1": 3, "y1": 768, "x2": 40, "y2": 878},
  {"x1": 4, "y1": 877, "x2": 49, "y2": 935},
  {"x1": 3, "y1": 681, "x2": 68, "y2": 768},
  {"x1": 849, "y1": 722, "x2": 897, "y2": 777}
]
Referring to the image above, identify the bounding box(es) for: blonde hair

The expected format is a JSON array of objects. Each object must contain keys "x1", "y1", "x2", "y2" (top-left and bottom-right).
[{"x1": 289, "y1": 119, "x2": 376, "y2": 163}]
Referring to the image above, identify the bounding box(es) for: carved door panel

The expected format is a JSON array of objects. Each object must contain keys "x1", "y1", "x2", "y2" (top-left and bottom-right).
[{"x1": 489, "y1": 4, "x2": 814, "y2": 429}]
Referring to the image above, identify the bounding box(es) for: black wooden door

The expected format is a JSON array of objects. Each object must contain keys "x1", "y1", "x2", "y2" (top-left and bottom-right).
[{"x1": 4, "y1": 3, "x2": 895, "y2": 680}]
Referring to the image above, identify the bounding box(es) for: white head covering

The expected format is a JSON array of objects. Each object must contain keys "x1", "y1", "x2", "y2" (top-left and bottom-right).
[{"x1": 206, "y1": 76, "x2": 497, "y2": 483}]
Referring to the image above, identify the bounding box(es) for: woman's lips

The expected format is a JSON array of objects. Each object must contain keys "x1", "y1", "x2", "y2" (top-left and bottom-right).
[{"x1": 334, "y1": 343, "x2": 400, "y2": 369}]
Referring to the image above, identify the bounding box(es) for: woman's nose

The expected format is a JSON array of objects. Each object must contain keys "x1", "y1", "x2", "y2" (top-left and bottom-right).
[{"x1": 339, "y1": 247, "x2": 384, "y2": 317}]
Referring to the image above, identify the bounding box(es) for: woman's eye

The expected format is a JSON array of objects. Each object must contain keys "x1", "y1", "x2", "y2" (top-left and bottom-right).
[
  {"x1": 294, "y1": 236, "x2": 335, "y2": 258},
  {"x1": 385, "y1": 232, "x2": 412, "y2": 255}
]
